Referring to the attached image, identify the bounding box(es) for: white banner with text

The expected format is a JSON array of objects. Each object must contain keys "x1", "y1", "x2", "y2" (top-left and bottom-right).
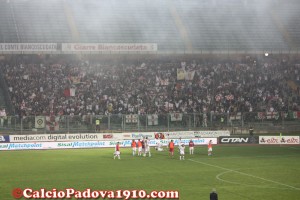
[
  {"x1": 0, "y1": 43, "x2": 57, "y2": 51},
  {"x1": 62, "y1": 43, "x2": 158, "y2": 52}
]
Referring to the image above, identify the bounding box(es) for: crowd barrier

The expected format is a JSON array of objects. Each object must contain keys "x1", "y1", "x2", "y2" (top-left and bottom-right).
[{"x1": 1, "y1": 112, "x2": 300, "y2": 134}]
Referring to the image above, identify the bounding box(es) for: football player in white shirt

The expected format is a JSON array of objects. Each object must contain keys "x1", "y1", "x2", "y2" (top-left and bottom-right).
[
  {"x1": 178, "y1": 137, "x2": 183, "y2": 146},
  {"x1": 143, "y1": 137, "x2": 151, "y2": 157},
  {"x1": 156, "y1": 139, "x2": 164, "y2": 151},
  {"x1": 179, "y1": 144, "x2": 185, "y2": 160}
]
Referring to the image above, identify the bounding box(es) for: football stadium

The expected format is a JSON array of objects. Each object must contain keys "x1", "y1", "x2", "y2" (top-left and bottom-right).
[{"x1": 0, "y1": 0, "x2": 300, "y2": 199}]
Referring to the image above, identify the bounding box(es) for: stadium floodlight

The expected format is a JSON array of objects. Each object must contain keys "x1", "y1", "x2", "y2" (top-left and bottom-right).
[{"x1": 264, "y1": 52, "x2": 269, "y2": 57}]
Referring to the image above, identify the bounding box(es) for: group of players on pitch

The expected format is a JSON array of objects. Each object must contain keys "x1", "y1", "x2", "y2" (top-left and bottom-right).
[{"x1": 114, "y1": 137, "x2": 213, "y2": 160}]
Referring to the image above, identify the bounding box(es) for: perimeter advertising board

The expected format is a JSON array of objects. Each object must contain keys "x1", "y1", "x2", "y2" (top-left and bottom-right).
[
  {"x1": 0, "y1": 138, "x2": 217, "y2": 151},
  {"x1": 259, "y1": 136, "x2": 299, "y2": 144},
  {"x1": 0, "y1": 135, "x2": 10, "y2": 143},
  {"x1": 219, "y1": 136, "x2": 258, "y2": 144},
  {"x1": 9, "y1": 131, "x2": 229, "y2": 143}
]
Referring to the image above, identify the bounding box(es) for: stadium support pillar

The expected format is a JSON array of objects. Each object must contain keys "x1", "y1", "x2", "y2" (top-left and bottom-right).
[
  {"x1": 146, "y1": 115, "x2": 148, "y2": 131},
  {"x1": 21, "y1": 117, "x2": 23, "y2": 135},
  {"x1": 270, "y1": 7, "x2": 294, "y2": 50},
  {"x1": 138, "y1": 115, "x2": 140, "y2": 132},
  {"x1": 168, "y1": 0, "x2": 193, "y2": 52},
  {"x1": 108, "y1": 114, "x2": 111, "y2": 131},
  {"x1": 63, "y1": 0, "x2": 80, "y2": 41},
  {"x1": 167, "y1": 113, "x2": 170, "y2": 132},
  {"x1": 67, "y1": 116, "x2": 70, "y2": 133}
]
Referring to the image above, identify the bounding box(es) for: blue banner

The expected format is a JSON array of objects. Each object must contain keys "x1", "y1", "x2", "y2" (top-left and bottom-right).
[{"x1": 0, "y1": 135, "x2": 10, "y2": 143}]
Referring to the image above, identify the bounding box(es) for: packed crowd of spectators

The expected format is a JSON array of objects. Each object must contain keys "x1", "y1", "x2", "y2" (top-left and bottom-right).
[{"x1": 1, "y1": 55, "x2": 300, "y2": 117}]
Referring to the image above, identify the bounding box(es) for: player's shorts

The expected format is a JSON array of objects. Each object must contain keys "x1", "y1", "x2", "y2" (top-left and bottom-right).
[
  {"x1": 169, "y1": 148, "x2": 174, "y2": 153},
  {"x1": 115, "y1": 151, "x2": 120, "y2": 155},
  {"x1": 180, "y1": 151, "x2": 185, "y2": 155},
  {"x1": 208, "y1": 147, "x2": 212, "y2": 151},
  {"x1": 132, "y1": 147, "x2": 137, "y2": 151},
  {"x1": 189, "y1": 147, "x2": 194, "y2": 150},
  {"x1": 145, "y1": 146, "x2": 150, "y2": 152},
  {"x1": 138, "y1": 147, "x2": 142, "y2": 152}
]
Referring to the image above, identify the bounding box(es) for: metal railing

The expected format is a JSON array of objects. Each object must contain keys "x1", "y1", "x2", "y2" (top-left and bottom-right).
[{"x1": 0, "y1": 112, "x2": 300, "y2": 135}]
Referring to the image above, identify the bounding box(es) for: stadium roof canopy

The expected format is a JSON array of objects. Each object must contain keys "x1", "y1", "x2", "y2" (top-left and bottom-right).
[{"x1": 0, "y1": 0, "x2": 300, "y2": 53}]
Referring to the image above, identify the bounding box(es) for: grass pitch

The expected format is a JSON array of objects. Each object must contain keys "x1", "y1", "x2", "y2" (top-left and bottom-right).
[{"x1": 0, "y1": 145, "x2": 300, "y2": 200}]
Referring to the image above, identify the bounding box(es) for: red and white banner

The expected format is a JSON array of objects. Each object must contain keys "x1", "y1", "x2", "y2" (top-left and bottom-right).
[
  {"x1": 125, "y1": 114, "x2": 138, "y2": 123},
  {"x1": 46, "y1": 116, "x2": 60, "y2": 131},
  {"x1": 259, "y1": 136, "x2": 299, "y2": 144},
  {"x1": 266, "y1": 112, "x2": 279, "y2": 119},
  {"x1": 64, "y1": 88, "x2": 76, "y2": 97},
  {"x1": 0, "y1": 43, "x2": 57, "y2": 51},
  {"x1": 170, "y1": 113, "x2": 183, "y2": 121},
  {"x1": 225, "y1": 94, "x2": 234, "y2": 101},
  {"x1": 62, "y1": 43, "x2": 157, "y2": 52},
  {"x1": 147, "y1": 114, "x2": 158, "y2": 126}
]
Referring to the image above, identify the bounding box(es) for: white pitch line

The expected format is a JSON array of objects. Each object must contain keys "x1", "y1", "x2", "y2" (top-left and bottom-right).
[
  {"x1": 196, "y1": 154, "x2": 299, "y2": 160},
  {"x1": 216, "y1": 170, "x2": 294, "y2": 190},
  {"x1": 188, "y1": 159, "x2": 300, "y2": 191},
  {"x1": 288, "y1": 147, "x2": 300, "y2": 150}
]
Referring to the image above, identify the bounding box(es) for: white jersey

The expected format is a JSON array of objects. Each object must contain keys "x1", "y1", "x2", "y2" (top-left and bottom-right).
[
  {"x1": 156, "y1": 140, "x2": 161, "y2": 147},
  {"x1": 144, "y1": 139, "x2": 150, "y2": 152},
  {"x1": 156, "y1": 140, "x2": 164, "y2": 151},
  {"x1": 179, "y1": 145, "x2": 185, "y2": 155},
  {"x1": 178, "y1": 139, "x2": 183, "y2": 147}
]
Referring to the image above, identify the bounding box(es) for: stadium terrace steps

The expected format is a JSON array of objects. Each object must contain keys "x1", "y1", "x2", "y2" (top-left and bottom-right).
[
  {"x1": 4, "y1": 0, "x2": 72, "y2": 43},
  {"x1": 272, "y1": 1, "x2": 300, "y2": 48},
  {"x1": 0, "y1": 1, "x2": 19, "y2": 42},
  {"x1": 68, "y1": 0, "x2": 184, "y2": 50},
  {"x1": 174, "y1": 1, "x2": 290, "y2": 50}
]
